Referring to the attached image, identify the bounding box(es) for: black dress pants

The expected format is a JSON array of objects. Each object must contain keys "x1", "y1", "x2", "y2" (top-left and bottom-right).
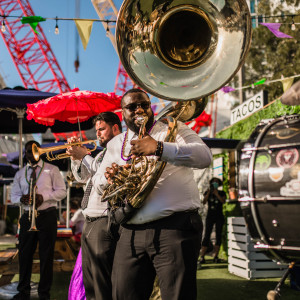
[
  {"x1": 81, "y1": 216, "x2": 120, "y2": 300},
  {"x1": 202, "y1": 212, "x2": 224, "y2": 247},
  {"x1": 112, "y1": 211, "x2": 203, "y2": 300},
  {"x1": 17, "y1": 208, "x2": 57, "y2": 299}
]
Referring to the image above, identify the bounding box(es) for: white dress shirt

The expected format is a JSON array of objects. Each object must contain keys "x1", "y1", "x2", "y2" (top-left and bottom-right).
[
  {"x1": 70, "y1": 209, "x2": 85, "y2": 234},
  {"x1": 93, "y1": 120, "x2": 212, "y2": 224},
  {"x1": 71, "y1": 150, "x2": 108, "y2": 218},
  {"x1": 11, "y1": 160, "x2": 67, "y2": 211}
]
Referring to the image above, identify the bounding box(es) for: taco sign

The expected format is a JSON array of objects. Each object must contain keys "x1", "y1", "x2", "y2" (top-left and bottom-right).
[{"x1": 230, "y1": 91, "x2": 267, "y2": 125}]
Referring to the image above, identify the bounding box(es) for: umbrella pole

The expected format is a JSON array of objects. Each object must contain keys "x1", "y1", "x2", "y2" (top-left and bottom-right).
[
  {"x1": 77, "y1": 118, "x2": 83, "y2": 141},
  {"x1": 75, "y1": 100, "x2": 83, "y2": 141}
]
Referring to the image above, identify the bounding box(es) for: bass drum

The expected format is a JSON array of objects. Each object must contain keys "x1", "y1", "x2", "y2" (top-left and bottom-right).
[{"x1": 238, "y1": 114, "x2": 300, "y2": 263}]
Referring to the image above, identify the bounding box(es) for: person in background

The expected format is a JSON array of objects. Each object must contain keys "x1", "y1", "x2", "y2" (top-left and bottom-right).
[
  {"x1": 200, "y1": 177, "x2": 226, "y2": 264},
  {"x1": 10, "y1": 140, "x2": 67, "y2": 300},
  {"x1": 94, "y1": 89, "x2": 212, "y2": 300},
  {"x1": 61, "y1": 199, "x2": 84, "y2": 246},
  {"x1": 66, "y1": 111, "x2": 122, "y2": 300}
]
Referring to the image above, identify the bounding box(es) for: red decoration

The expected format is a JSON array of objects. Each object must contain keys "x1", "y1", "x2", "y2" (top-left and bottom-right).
[
  {"x1": 26, "y1": 88, "x2": 122, "y2": 126},
  {"x1": 186, "y1": 111, "x2": 212, "y2": 134}
]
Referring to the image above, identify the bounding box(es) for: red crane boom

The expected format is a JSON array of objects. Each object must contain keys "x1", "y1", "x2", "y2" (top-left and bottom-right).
[{"x1": 0, "y1": 0, "x2": 70, "y2": 93}]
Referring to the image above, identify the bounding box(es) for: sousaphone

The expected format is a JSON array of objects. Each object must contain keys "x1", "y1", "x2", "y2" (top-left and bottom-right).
[{"x1": 116, "y1": 0, "x2": 252, "y2": 104}]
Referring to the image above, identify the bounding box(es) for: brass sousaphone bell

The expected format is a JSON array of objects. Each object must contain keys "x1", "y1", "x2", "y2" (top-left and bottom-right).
[
  {"x1": 116, "y1": 0, "x2": 252, "y2": 106},
  {"x1": 102, "y1": 0, "x2": 252, "y2": 219}
]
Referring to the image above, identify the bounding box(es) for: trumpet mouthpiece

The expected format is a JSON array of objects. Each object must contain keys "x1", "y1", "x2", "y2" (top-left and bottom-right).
[{"x1": 136, "y1": 115, "x2": 148, "y2": 125}]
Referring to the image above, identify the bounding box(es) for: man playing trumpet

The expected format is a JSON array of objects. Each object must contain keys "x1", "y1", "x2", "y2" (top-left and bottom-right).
[
  {"x1": 11, "y1": 140, "x2": 67, "y2": 300},
  {"x1": 66, "y1": 112, "x2": 122, "y2": 300}
]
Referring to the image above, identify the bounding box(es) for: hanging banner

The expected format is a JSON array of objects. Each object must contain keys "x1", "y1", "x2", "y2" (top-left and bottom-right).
[{"x1": 230, "y1": 91, "x2": 268, "y2": 125}]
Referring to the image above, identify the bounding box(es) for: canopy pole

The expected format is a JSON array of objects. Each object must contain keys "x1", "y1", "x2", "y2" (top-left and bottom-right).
[{"x1": 16, "y1": 108, "x2": 26, "y2": 168}]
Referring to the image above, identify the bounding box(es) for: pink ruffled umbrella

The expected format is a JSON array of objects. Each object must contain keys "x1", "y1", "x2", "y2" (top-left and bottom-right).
[{"x1": 26, "y1": 88, "x2": 122, "y2": 138}]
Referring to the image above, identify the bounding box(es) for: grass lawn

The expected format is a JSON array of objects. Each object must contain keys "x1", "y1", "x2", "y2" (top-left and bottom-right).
[
  {"x1": 197, "y1": 259, "x2": 300, "y2": 300},
  {"x1": 1, "y1": 242, "x2": 300, "y2": 300}
]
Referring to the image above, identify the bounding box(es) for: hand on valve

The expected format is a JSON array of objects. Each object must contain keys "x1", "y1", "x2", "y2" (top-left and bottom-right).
[{"x1": 66, "y1": 136, "x2": 90, "y2": 160}]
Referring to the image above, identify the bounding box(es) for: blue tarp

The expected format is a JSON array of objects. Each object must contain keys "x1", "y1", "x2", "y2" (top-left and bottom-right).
[{"x1": 0, "y1": 163, "x2": 19, "y2": 177}]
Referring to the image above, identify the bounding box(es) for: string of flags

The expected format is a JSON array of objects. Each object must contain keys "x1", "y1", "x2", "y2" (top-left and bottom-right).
[
  {"x1": 0, "y1": 12, "x2": 300, "y2": 50},
  {"x1": 221, "y1": 74, "x2": 300, "y2": 94},
  {"x1": 0, "y1": 15, "x2": 116, "y2": 50}
]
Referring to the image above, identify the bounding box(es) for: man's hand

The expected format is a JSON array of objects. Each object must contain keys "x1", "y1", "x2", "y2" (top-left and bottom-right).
[
  {"x1": 130, "y1": 135, "x2": 157, "y2": 158},
  {"x1": 66, "y1": 136, "x2": 90, "y2": 160},
  {"x1": 105, "y1": 163, "x2": 130, "y2": 184},
  {"x1": 20, "y1": 194, "x2": 30, "y2": 205},
  {"x1": 35, "y1": 194, "x2": 44, "y2": 209}
]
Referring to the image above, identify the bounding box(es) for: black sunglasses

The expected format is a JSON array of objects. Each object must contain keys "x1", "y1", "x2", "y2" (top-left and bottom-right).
[{"x1": 123, "y1": 102, "x2": 151, "y2": 112}]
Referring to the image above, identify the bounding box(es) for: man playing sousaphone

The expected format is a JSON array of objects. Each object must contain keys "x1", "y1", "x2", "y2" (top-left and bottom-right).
[
  {"x1": 11, "y1": 141, "x2": 66, "y2": 300},
  {"x1": 93, "y1": 88, "x2": 212, "y2": 300}
]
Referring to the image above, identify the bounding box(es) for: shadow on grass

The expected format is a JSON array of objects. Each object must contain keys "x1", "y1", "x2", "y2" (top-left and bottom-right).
[{"x1": 50, "y1": 272, "x2": 72, "y2": 300}]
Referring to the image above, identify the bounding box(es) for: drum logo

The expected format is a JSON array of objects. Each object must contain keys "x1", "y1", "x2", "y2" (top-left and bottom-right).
[
  {"x1": 276, "y1": 148, "x2": 299, "y2": 169},
  {"x1": 269, "y1": 167, "x2": 284, "y2": 182},
  {"x1": 280, "y1": 172, "x2": 300, "y2": 196},
  {"x1": 255, "y1": 153, "x2": 271, "y2": 170}
]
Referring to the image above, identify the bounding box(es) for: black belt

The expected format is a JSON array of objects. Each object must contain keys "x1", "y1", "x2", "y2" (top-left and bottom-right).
[
  {"x1": 85, "y1": 215, "x2": 107, "y2": 222},
  {"x1": 122, "y1": 209, "x2": 200, "y2": 230}
]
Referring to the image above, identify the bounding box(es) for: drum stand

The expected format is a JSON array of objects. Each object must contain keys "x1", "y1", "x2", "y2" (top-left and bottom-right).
[{"x1": 267, "y1": 262, "x2": 295, "y2": 300}]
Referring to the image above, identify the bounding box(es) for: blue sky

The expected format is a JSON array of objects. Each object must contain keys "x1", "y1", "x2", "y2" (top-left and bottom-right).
[{"x1": 0, "y1": 0, "x2": 125, "y2": 94}]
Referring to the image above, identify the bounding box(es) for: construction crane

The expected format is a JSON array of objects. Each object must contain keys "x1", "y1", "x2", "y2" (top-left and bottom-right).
[
  {"x1": 91, "y1": 0, "x2": 137, "y2": 95},
  {"x1": 0, "y1": 0, "x2": 70, "y2": 93}
]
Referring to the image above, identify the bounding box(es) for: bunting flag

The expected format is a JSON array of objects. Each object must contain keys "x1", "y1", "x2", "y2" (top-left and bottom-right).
[
  {"x1": 282, "y1": 77, "x2": 294, "y2": 92},
  {"x1": 75, "y1": 20, "x2": 94, "y2": 50},
  {"x1": 252, "y1": 78, "x2": 266, "y2": 87},
  {"x1": 21, "y1": 16, "x2": 46, "y2": 34},
  {"x1": 221, "y1": 86, "x2": 236, "y2": 93},
  {"x1": 261, "y1": 23, "x2": 293, "y2": 38}
]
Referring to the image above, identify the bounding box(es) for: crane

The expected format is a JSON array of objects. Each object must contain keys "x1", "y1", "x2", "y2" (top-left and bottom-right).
[
  {"x1": 0, "y1": 0, "x2": 70, "y2": 93},
  {"x1": 91, "y1": 0, "x2": 137, "y2": 95}
]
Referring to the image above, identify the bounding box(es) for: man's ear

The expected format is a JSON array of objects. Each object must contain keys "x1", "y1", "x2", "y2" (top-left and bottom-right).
[{"x1": 112, "y1": 123, "x2": 120, "y2": 135}]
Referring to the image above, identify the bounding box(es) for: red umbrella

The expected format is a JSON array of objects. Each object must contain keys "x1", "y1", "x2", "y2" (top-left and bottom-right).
[{"x1": 26, "y1": 88, "x2": 122, "y2": 126}]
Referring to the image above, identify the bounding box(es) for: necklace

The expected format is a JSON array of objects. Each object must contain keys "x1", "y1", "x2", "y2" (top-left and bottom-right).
[
  {"x1": 121, "y1": 120, "x2": 157, "y2": 161},
  {"x1": 25, "y1": 161, "x2": 44, "y2": 185}
]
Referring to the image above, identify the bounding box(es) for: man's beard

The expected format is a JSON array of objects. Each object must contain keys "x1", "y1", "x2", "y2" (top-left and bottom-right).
[{"x1": 126, "y1": 113, "x2": 154, "y2": 134}]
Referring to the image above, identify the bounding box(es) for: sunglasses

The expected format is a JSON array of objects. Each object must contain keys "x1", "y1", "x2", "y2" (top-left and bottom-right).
[{"x1": 123, "y1": 102, "x2": 151, "y2": 112}]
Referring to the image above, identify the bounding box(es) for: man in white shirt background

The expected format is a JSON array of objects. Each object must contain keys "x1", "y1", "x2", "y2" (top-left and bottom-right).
[
  {"x1": 11, "y1": 140, "x2": 67, "y2": 300},
  {"x1": 94, "y1": 89, "x2": 213, "y2": 300}
]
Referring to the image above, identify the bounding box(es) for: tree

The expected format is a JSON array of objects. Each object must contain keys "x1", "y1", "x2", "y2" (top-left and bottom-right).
[{"x1": 233, "y1": 0, "x2": 300, "y2": 102}]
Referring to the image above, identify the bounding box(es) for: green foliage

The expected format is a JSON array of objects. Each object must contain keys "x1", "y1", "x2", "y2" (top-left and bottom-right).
[{"x1": 216, "y1": 99, "x2": 300, "y2": 140}]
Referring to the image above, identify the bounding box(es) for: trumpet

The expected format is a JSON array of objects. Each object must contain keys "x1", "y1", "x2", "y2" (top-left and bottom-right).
[
  {"x1": 32, "y1": 140, "x2": 98, "y2": 161},
  {"x1": 28, "y1": 185, "x2": 38, "y2": 232}
]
